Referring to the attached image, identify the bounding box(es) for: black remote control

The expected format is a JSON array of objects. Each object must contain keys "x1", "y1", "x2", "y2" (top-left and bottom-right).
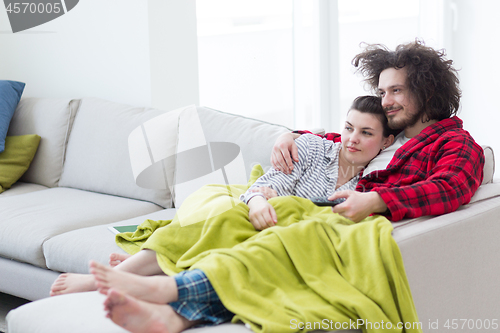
[{"x1": 310, "y1": 197, "x2": 346, "y2": 206}]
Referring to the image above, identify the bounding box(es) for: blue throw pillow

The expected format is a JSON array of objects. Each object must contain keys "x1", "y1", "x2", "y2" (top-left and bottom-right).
[{"x1": 0, "y1": 80, "x2": 26, "y2": 153}]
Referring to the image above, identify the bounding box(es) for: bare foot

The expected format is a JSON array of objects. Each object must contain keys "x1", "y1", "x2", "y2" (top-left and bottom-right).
[
  {"x1": 104, "y1": 289, "x2": 197, "y2": 333},
  {"x1": 50, "y1": 273, "x2": 96, "y2": 296},
  {"x1": 90, "y1": 261, "x2": 177, "y2": 304},
  {"x1": 109, "y1": 253, "x2": 132, "y2": 267}
]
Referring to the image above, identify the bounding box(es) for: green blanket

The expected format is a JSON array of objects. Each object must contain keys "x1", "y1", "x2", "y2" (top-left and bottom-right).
[
  {"x1": 116, "y1": 166, "x2": 421, "y2": 333},
  {"x1": 116, "y1": 165, "x2": 267, "y2": 270}
]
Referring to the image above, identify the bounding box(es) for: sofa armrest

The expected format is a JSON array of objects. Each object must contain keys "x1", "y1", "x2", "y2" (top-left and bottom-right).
[{"x1": 393, "y1": 196, "x2": 500, "y2": 328}]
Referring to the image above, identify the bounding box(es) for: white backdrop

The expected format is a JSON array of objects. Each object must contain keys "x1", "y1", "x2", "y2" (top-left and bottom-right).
[
  {"x1": 452, "y1": 0, "x2": 500, "y2": 171},
  {"x1": 0, "y1": 0, "x2": 199, "y2": 111},
  {"x1": 0, "y1": 0, "x2": 498, "y2": 170}
]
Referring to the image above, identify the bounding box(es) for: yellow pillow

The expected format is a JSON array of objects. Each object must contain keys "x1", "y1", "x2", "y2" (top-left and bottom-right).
[{"x1": 0, "y1": 134, "x2": 41, "y2": 193}]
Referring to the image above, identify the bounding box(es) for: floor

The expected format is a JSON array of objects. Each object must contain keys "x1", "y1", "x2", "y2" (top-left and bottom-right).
[{"x1": 0, "y1": 292, "x2": 30, "y2": 333}]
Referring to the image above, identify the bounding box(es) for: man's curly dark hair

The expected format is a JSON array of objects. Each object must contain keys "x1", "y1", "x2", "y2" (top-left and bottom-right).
[{"x1": 352, "y1": 39, "x2": 461, "y2": 121}]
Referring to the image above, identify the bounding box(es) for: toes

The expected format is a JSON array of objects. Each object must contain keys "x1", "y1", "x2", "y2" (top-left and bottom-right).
[
  {"x1": 96, "y1": 281, "x2": 110, "y2": 295},
  {"x1": 89, "y1": 260, "x2": 103, "y2": 270},
  {"x1": 107, "y1": 288, "x2": 127, "y2": 306},
  {"x1": 109, "y1": 253, "x2": 130, "y2": 267},
  {"x1": 89, "y1": 261, "x2": 112, "y2": 291},
  {"x1": 89, "y1": 261, "x2": 109, "y2": 278},
  {"x1": 91, "y1": 269, "x2": 107, "y2": 285},
  {"x1": 109, "y1": 256, "x2": 120, "y2": 267},
  {"x1": 98, "y1": 287, "x2": 109, "y2": 296},
  {"x1": 50, "y1": 274, "x2": 68, "y2": 295}
]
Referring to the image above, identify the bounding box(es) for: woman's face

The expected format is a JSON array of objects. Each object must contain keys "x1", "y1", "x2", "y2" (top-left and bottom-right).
[{"x1": 340, "y1": 109, "x2": 391, "y2": 168}]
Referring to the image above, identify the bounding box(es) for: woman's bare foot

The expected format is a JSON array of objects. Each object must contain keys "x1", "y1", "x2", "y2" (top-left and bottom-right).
[
  {"x1": 90, "y1": 261, "x2": 177, "y2": 304},
  {"x1": 50, "y1": 273, "x2": 96, "y2": 296},
  {"x1": 104, "y1": 289, "x2": 197, "y2": 333},
  {"x1": 109, "y1": 253, "x2": 132, "y2": 267}
]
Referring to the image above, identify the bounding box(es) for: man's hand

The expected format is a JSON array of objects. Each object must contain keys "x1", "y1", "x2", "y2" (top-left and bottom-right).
[
  {"x1": 249, "y1": 187, "x2": 277, "y2": 200},
  {"x1": 329, "y1": 190, "x2": 387, "y2": 223},
  {"x1": 271, "y1": 132, "x2": 300, "y2": 174},
  {"x1": 248, "y1": 196, "x2": 278, "y2": 230}
]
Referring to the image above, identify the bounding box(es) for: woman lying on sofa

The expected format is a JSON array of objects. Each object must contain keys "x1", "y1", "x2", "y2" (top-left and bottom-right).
[{"x1": 50, "y1": 95, "x2": 398, "y2": 332}]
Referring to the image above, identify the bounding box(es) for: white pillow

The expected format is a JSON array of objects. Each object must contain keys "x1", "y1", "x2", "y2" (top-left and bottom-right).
[
  {"x1": 8, "y1": 98, "x2": 79, "y2": 188},
  {"x1": 59, "y1": 98, "x2": 178, "y2": 208}
]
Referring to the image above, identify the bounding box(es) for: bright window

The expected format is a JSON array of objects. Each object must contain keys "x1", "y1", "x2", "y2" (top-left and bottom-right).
[
  {"x1": 337, "y1": 0, "x2": 420, "y2": 127},
  {"x1": 196, "y1": 0, "x2": 295, "y2": 128},
  {"x1": 196, "y1": 0, "x2": 447, "y2": 132}
]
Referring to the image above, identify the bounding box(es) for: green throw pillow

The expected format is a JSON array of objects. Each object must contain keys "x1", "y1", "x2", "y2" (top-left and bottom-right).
[{"x1": 0, "y1": 134, "x2": 41, "y2": 193}]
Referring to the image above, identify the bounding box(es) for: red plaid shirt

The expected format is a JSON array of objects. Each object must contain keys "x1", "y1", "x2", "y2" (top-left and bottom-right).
[
  {"x1": 293, "y1": 131, "x2": 342, "y2": 143},
  {"x1": 296, "y1": 116, "x2": 485, "y2": 221}
]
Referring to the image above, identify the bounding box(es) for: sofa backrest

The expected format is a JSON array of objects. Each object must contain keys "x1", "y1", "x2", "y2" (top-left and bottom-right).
[
  {"x1": 197, "y1": 106, "x2": 291, "y2": 177},
  {"x1": 171, "y1": 106, "x2": 291, "y2": 207},
  {"x1": 58, "y1": 98, "x2": 175, "y2": 208},
  {"x1": 7, "y1": 98, "x2": 79, "y2": 188}
]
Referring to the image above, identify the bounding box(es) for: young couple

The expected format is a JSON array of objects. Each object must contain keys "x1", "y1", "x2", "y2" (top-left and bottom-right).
[
  {"x1": 50, "y1": 40, "x2": 485, "y2": 333},
  {"x1": 50, "y1": 95, "x2": 394, "y2": 331}
]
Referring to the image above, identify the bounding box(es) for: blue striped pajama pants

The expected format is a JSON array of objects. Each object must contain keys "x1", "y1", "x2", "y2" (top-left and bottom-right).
[{"x1": 170, "y1": 269, "x2": 234, "y2": 325}]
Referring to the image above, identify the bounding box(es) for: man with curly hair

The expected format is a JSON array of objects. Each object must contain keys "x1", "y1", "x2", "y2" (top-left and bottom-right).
[{"x1": 271, "y1": 40, "x2": 485, "y2": 222}]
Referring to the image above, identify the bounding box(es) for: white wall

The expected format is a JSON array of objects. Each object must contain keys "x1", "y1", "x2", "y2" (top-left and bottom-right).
[
  {"x1": 0, "y1": 0, "x2": 199, "y2": 110},
  {"x1": 148, "y1": 0, "x2": 199, "y2": 111},
  {"x1": 452, "y1": 0, "x2": 500, "y2": 170}
]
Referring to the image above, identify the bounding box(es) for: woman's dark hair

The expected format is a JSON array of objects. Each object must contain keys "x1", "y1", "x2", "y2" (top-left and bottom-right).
[
  {"x1": 350, "y1": 95, "x2": 399, "y2": 138},
  {"x1": 352, "y1": 39, "x2": 461, "y2": 121}
]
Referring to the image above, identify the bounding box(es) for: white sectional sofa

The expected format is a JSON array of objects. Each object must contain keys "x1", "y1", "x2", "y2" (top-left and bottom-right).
[{"x1": 3, "y1": 97, "x2": 500, "y2": 333}]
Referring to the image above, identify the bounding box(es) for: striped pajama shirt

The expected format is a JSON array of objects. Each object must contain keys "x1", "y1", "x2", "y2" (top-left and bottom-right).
[{"x1": 240, "y1": 134, "x2": 360, "y2": 204}]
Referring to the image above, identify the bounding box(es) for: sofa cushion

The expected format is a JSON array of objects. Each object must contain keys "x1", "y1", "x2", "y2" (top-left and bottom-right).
[
  {"x1": 6, "y1": 292, "x2": 361, "y2": 333},
  {"x1": 7, "y1": 98, "x2": 79, "y2": 187},
  {"x1": 7, "y1": 292, "x2": 130, "y2": 333},
  {"x1": 7, "y1": 292, "x2": 266, "y2": 333},
  {"x1": 0, "y1": 256, "x2": 59, "y2": 301},
  {"x1": 197, "y1": 107, "x2": 291, "y2": 177},
  {"x1": 44, "y1": 209, "x2": 177, "y2": 274},
  {"x1": 0, "y1": 188, "x2": 162, "y2": 268},
  {"x1": 0, "y1": 181, "x2": 47, "y2": 197},
  {"x1": 0, "y1": 80, "x2": 25, "y2": 153},
  {"x1": 59, "y1": 98, "x2": 178, "y2": 208},
  {"x1": 0, "y1": 134, "x2": 40, "y2": 193},
  {"x1": 482, "y1": 145, "x2": 494, "y2": 184},
  {"x1": 172, "y1": 107, "x2": 291, "y2": 207}
]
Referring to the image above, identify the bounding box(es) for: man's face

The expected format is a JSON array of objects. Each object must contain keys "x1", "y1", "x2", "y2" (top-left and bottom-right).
[{"x1": 378, "y1": 67, "x2": 421, "y2": 130}]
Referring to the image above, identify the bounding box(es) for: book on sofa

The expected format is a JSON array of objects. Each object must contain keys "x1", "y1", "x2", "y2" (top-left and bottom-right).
[{"x1": 107, "y1": 225, "x2": 138, "y2": 235}]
